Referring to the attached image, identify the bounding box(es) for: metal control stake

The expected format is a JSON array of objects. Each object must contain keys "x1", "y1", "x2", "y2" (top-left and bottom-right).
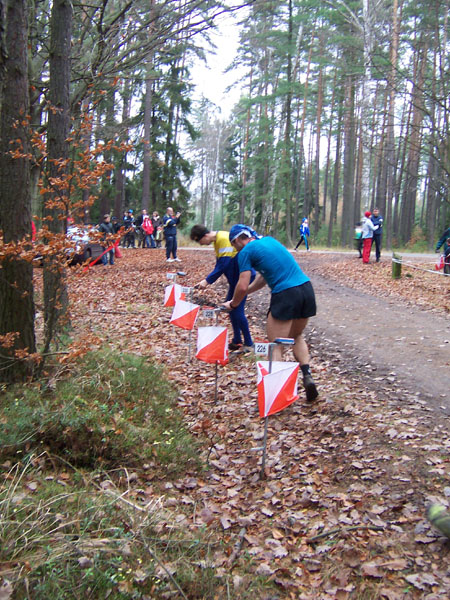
[
  {"x1": 201, "y1": 308, "x2": 223, "y2": 404},
  {"x1": 187, "y1": 286, "x2": 193, "y2": 362},
  {"x1": 259, "y1": 343, "x2": 273, "y2": 479}
]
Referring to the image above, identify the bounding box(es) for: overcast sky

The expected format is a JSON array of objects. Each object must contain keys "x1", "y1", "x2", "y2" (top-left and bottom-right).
[{"x1": 190, "y1": 10, "x2": 244, "y2": 118}]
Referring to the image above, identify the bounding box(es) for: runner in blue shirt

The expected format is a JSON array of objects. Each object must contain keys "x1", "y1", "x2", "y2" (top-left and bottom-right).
[{"x1": 222, "y1": 224, "x2": 318, "y2": 402}]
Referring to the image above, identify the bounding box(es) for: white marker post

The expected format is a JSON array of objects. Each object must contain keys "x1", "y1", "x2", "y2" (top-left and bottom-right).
[
  {"x1": 182, "y1": 285, "x2": 194, "y2": 362},
  {"x1": 259, "y1": 337, "x2": 295, "y2": 480}
]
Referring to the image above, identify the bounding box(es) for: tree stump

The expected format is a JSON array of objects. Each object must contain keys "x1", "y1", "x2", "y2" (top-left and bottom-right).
[{"x1": 392, "y1": 253, "x2": 402, "y2": 279}]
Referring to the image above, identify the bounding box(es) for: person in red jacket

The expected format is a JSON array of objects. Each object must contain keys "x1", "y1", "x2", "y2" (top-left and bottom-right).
[{"x1": 141, "y1": 215, "x2": 154, "y2": 248}]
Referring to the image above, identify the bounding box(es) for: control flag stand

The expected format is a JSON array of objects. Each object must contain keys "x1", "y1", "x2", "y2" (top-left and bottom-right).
[
  {"x1": 196, "y1": 308, "x2": 228, "y2": 404},
  {"x1": 169, "y1": 291, "x2": 199, "y2": 363},
  {"x1": 165, "y1": 271, "x2": 188, "y2": 341},
  {"x1": 165, "y1": 271, "x2": 186, "y2": 286},
  {"x1": 253, "y1": 338, "x2": 299, "y2": 480}
]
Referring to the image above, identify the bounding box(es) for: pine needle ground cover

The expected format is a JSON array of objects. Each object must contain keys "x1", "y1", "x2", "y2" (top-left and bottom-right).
[{"x1": 1, "y1": 249, "x2": 449, "y2": 599}]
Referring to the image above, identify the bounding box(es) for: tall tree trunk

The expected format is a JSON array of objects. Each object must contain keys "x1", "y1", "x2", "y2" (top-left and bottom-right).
[
  {"x1": 328, "y1": 86, "x2": 344, "y2": 246},
  {"x1": 400, "y1": 42, "x2": 427, "y2": 244},
  {"x1": 283, "y1": 0, "x2": 293, "y2": 245},
  {"x1": 0, "y1": 0, "x2": 36, "y2": 381},
  {"x1": 43, "y1": 0, "x2": 73, "y2": 350},
  {"x1": 115, "y1": 81, "x2": 130, "y2": 218},
  {"x1": 341, "y1": 73, "x2": 356, "y2": 246},
  {"x1": 385, "y1": 0, "x2": 401, "y2": 249},
  {"x1": 314, "y1": 61, "x2": 323, "y2": 234},
  {"x1": 241, "y1": 69, "x2": 253, "y2": 223}
]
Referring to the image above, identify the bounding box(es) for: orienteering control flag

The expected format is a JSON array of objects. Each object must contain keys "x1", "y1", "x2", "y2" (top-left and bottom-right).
[
  {"x1": 169, "y1": 299, "x2": 200, "y2": 330},
  {"x1": 164, "y1": 283, "x2": 185, "y2": 307},
  {"x1": 256, "y1": 361, "x2": 299, "y2": 418},
  {"x1": 196, "y1": 326, "x2": 229, "y2": 365}
]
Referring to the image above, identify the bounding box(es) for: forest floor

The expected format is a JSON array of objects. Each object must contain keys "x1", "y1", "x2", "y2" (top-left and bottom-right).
[{"x1": 36, "y1": 248, "x2": 450, "y2": 598}]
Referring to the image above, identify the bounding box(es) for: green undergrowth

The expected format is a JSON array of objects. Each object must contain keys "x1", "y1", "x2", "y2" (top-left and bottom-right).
[
  {"x1": 0, "y1": 351, "x2": 238, "y2": 598},
  {"x1": 0, "y1": 458, "x2": 229, "y2": 599},
  {"x1": 0, "y1": 349, "x2": 200, "y2": 472}
]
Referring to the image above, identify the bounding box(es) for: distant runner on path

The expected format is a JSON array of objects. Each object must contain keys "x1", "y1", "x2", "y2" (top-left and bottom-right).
[{"x1": 222, "y1": 224, "x2": 318, "y2": 403}]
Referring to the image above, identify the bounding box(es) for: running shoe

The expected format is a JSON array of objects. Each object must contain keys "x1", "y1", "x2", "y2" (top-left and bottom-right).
[
  {"x1": 228, "y1": 342, "x2": 242, "y2": 351},
  {"x1": 240, "y1": 345, "x2": 254, "y2": 354},
  {"x1": 303, "y1": 374, "x2": 319, "y2": 402}
]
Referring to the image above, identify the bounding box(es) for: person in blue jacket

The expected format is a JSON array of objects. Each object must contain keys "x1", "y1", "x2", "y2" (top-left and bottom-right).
[
  {"x1": 370, "y1": 207, "x2": 384, "y2": 262},
  {"x1": 163, "y1": 206, "x2": 181, "y2": 262},
  {"x1": 190, "y1": 225, "x2": 254, "y2": 352},
  {"x1": 222, "y1": 224, "x2": 318, "y2": 403},
  {"x1": 435, "y1": 225, "x2": 450, "y2": 253},
  {"x1": 294, "y1": 218, "x2": 310, "y2": 251}
]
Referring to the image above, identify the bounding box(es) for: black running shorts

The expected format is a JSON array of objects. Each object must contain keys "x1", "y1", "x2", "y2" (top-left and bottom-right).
[{"x1": 269, "y1": 281, "x2": 317, "y2": 320}]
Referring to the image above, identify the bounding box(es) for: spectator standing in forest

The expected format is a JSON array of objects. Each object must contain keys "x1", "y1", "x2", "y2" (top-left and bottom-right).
[
  {"x1": 141, "y1": 214, "x2": 154, "y2": 248},
  {"x1": 111, "y1": 216, "x2": 121, "y2": 234},
  {"x1": 362, "y1": 211, "x2": 378, "y2": 264},
  {"x1": 435, "y1": 225, "x2": 450, "y2": 253},
  {"x1": 163, "y1": 207, "x2": 181, "y2": 262},
  {"x1": 222, "y1": 224, "x2": 318, "y2": 403},
  {"x1": 294, "y1": 218, "x2": 311, "y2": 251},
  {"x1": 135, "y1": 209, "x2": 148, "y2": 248},
  {"x1": 370, "y1": 207, "x2": 383, "y2": 262},
  {"x1": 123, "y1": 210, "x2": 136, "y2": 248},
  {"x1": 98, "y1": 214, "x2": 115, "y2": 265},
  {"x1": 190, "y1": 225, "x2": 254, "y2": 352},
  {"x1": 151, "y1": 211, "x2": 162, "y2": 248}
]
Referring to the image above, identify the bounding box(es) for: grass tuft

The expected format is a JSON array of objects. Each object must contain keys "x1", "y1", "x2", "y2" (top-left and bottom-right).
[{"x1": 0, "y1": 349, "x2": 200, "y2": 472}]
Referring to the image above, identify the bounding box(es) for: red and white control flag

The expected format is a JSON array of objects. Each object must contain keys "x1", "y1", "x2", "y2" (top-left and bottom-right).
[
  {"x1": 196, "y1": 326, "x2": 229, "y2": 365},
  {"x1": 164, "y1": 284, "x2": 186, "y2": 307},
  {"x1": 256, "y1": 361, "x2": 299, "y2": 418},
  {"x1": 169, "y1": 299, "x2": 200, "y2": 330}
]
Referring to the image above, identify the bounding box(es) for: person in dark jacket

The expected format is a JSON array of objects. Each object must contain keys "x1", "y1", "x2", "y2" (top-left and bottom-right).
[
  {"x1": 123, "y1": 210, "x2": 136, "y2": 248},
  {"x1": 443, "y1": 238, "x2": 450, "y2": 275},
  {"x1": 163, "y1": 206, "x2": 181, "y2": 262},
  {"x1": 435, "y1": 226, "x2": 450, "y2": 253},
  {"x1": 190, "y1": 225, "x2": 254, "y2": 352},
  {"x1": 98, "y1": 214, "x2": 115, "y2": 265},
  {"x1": 151, "y1": 211, "x2": 162, "y2": 248},
  {"x1": 111, "y1": 216, "x2": 121, "y2": 234},
  {"x1": 370, "y1": 207, "x2": 384, "y2": 262}
]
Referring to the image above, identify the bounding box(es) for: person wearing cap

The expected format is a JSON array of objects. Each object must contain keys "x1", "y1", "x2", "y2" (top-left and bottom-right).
[
  {"x1": 222, "y1": 224, "x2": 318, "y2": 402},
  {"x1": 362, "y1": 211, "x2": 379, "y2": 264},
  {"x1": 190, "y1": 225, "x2": 254, "y2": 352}
]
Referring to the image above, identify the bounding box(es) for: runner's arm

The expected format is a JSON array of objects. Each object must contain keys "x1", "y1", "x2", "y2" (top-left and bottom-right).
[
  {"x1": 247, "y1": 273, "x2": 266, "y2": 295},
  {"x1": 222, "y1": 270, "x2": 252, "y2": 311}
]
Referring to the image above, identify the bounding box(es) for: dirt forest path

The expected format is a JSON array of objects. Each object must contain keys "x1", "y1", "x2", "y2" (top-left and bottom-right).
[{"x1": 291, "y1": 253, "x2": 450, "y2": 416}]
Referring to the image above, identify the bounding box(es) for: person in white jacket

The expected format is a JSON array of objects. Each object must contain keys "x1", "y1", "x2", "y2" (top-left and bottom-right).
[{"x1": 361, "y1": 211, "x2": 378, "y2": 264}]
